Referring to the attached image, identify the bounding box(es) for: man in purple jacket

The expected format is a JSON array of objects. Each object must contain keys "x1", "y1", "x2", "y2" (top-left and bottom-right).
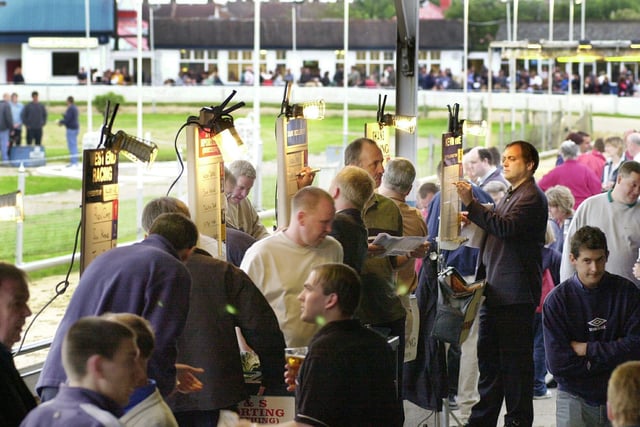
[
  {"x1": 36, "y1": 212, "x2": 198, "y2": 401},
  {"x1": 543, "y1": 225, "x2": 640, "y2": 427}
]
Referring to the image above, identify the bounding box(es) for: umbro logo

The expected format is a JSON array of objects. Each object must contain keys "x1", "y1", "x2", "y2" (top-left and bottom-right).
[{"x1": 588, "y1": 317, "x2": 607, "y2": 331}]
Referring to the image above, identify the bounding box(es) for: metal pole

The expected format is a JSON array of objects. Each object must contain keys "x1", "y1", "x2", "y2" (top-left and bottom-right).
[
  {"x1": 569, "y1": 0, "x2": 574, "y2": 43},
  {"x1": 253, "y1": 0, "x2": 263, "y2": 209},
  {"x1": 150, "y1": 5, "x2": 156, "y2": 88},
  {"x1": 85, "y1": 0, "x2": 93, "y2": 132},
  {"x1": 579, "y1": 0, "x2": 585, "y2": 98},
  {"x1": 580, "y1": 0, "x2": 585, "y2": 40},
  {"x1": 505, "y1": 1, "x2": 511, "y2": 42},
  {"x1": 463, "y1": 0, "x2": 469, "y2": 116},
  {"x1": 292, "y1": 5, "x2": 296, "y2": 53},
  {"x1": 513, "y1": 0, "x2": 519, "y2": 42},
  {"x1": 342, "y1": 0, "x2": 349, "y2": 149},
  {"x1": 395, "y1": 0, "x2": 419, "y2": 164},
  {"x1": 547, "y1": 0, "x2": 554, "y2": 151},
  {"x1": 136, "y1": 1, "x2": 144, "y2": 240},
  {"x1": 16, "y1": 163, "x2": 25, "y2": 265},
  {"x1": 487, "y1": 46, "x2": 493, "y2": 147}
]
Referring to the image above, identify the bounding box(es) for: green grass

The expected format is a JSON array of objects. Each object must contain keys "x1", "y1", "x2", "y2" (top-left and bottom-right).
[{"x1": 0, "y1": 176, "x2": 81, "y2": 195}]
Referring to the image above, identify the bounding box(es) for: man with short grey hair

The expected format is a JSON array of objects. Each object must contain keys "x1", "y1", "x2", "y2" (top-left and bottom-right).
[
  {"x1": 378, "y1": 157, "x2": 428, "y2": 294},
  {"x1": 625, "y1": 132, "x2": 640, "y2": 162},
  {"x1": 225, "y1": 159, "x2": 271, "y2": 240}
]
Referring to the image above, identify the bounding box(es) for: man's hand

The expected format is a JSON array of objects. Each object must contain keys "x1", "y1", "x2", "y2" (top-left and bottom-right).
[
  {"x1": 296, "y1": 166, "x2": 317, "y2": 189},
  {"x1": 175, "y1": 363, "x2": 204, "y2": 394},
  {"x1": 454, "y1": 181, "x2": 474, "y2": 206},
  {"x1": 408, "y1": 241, "x2": 430, "y2": 259},
  {"x1": 367, "y1": 243, "x2": 386, "y2": 257},
  {"x1": 633, "y1": 262, "x2": 640, "y2": 280},
  {"x1": 570, "y1": 341, "x2": 587, "y2": 356},
  {"x1": 284, "y1": 363, "x2": 297, "y2": 392}
]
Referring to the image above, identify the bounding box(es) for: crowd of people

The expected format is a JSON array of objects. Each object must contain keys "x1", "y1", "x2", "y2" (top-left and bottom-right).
[
  {"x1": 432, "y1": 64, "x2": 637, "y2": 96},
  {"x1": 2, "y1": 128, "x2": 640, "y2": 427},
  {"x1": 159, "y1": 62, "x2": 639, "y2": 96}
]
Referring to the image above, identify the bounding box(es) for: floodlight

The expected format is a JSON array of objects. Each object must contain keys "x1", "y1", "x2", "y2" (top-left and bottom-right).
[
  {"x1": 211, "y1": 116, "x2": 245, "y2": 162},
  {"x1": 630, "y1": 40, "x2": 640, "y2": 49},
  {"x1": 98, "y1": 101, "x2": 159, "y2": 165},
  {"x1": 291, "y1": 100, "x2": 325, "y2": 120},
  {"x1": 195, "y1": 90, "x2": 246, "y2": 162},
  {"x1": 376, "y1": 94, "x2": 416, "y2": 134},
  {"x1": 105, "y1": 130, "x2": 159, "y2": 165},
  {"x1": 279, "y1": 82, "x2": 325, "y2": 120},
  {"x1": 462, "y1": 120, "x2": 488, "y2": 137},
  {"x1": 0, "y1": 191, "x2": 23, "y2": 222},
  {"x1": 381, "y1": 114, "x2": 417, "y2": 134}
]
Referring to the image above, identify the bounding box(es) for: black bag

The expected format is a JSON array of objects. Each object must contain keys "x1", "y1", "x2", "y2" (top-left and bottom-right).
[{"x1": 431, "y1": 267, "x2": 485, "y2": 345}]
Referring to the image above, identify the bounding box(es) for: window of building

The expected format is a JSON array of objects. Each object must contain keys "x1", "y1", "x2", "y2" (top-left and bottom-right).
[
  {"x1": 177, "y1": 49, "x2": 220, "y2": 81},
  {"x1": 227, "y1": 50, "x2": 266, "y2": 83},
  {"x1": 52, "y1": 52, "x2": 79, "y2": 76},
  {"x1": 353, "y1": 50, "x2": 396, "y2": 85},
  {"x1": 418, "y1": 50, "x2": 442, "y2": 72}
]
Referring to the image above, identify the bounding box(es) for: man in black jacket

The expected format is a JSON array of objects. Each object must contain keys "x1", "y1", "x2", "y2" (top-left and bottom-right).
[
  {"x1": 0, "y1": 262, "x2": 37, "y2": 426},
  {"x1": 456, "y1": 140, "x2": 548, "y2": 427}
]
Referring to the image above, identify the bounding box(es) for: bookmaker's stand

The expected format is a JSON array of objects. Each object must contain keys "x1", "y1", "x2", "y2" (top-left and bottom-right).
[{"x1": 432, "y1": 104, "x2": 486, "y2": 427}]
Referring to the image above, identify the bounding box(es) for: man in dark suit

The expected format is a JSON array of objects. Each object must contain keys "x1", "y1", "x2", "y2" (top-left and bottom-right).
[{"x1": 456, "y1": 140, "x2": 548, "y2": 427}]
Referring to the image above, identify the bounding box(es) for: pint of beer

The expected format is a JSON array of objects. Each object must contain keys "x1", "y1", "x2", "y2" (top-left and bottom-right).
[{"x1": 285, "y1": 347, "x2": 308, "y2": 390}]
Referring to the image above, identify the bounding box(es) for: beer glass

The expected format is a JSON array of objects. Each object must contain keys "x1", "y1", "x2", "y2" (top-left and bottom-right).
[{"x1": 285, "y1": 346, "x2": 308, "y2": 389}]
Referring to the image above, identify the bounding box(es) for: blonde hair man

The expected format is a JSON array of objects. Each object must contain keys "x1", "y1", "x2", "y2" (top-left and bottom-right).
[{"x1": 607, "y1": 361, "x2": 640, "y2": 427}]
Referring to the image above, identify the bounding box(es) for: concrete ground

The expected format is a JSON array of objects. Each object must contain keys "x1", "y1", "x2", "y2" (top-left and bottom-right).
[{"x1": 403, "y1": 393, "x2": 557, "y2": 427}]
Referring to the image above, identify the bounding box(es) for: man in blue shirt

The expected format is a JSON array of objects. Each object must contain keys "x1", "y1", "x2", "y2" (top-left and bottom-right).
[{"x1": 543, "y1": 226, "x2": 640, "y2": 427}]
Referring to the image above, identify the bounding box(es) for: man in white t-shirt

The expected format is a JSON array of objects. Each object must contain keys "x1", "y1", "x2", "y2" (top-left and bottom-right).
[{"x1": 240, "y1": 187, "x2": 343, "y2": 347}]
